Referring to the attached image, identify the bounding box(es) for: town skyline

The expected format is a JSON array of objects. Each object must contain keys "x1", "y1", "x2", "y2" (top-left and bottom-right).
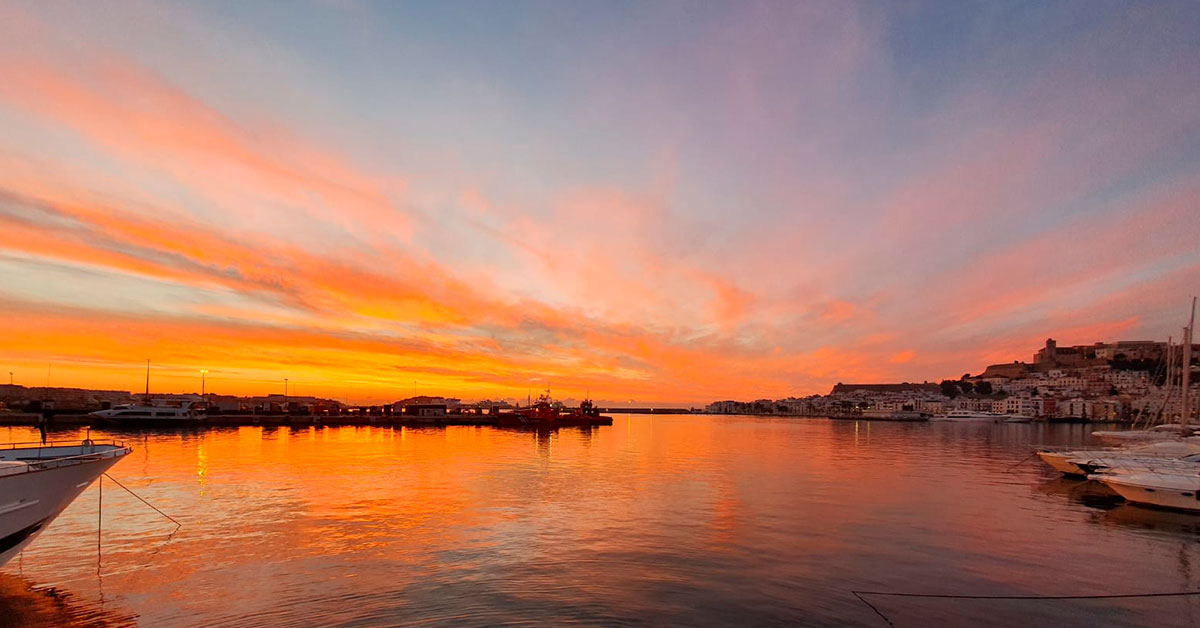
[{"x1": 4, "y1": 331, "x2": 1194, "y2": 408}]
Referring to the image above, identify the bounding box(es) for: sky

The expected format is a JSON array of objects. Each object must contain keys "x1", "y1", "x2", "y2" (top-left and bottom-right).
[{"x1": 1, "y1": 1, "x2": 1199, "y2": 406}]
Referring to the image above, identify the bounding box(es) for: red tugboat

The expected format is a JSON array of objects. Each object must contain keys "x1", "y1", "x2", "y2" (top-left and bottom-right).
[{"x1": 496, "y1": 390, "x2": 612, "y2": 428}]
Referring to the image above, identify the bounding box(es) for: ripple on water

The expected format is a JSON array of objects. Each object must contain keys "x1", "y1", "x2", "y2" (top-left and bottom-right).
[{"x1": 3, "y1": 418, "x2": 1200, "y2": 626}]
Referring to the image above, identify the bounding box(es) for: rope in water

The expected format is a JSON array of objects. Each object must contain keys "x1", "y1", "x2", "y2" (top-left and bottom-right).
[
  {"x1": 102, "y1": 473, "x2": 182, "y2": 528},
  {"x1": 1003, "y1": 450, "x2": 1041, "y2": 472},
  {"x1": 851, "y1": 589, "x2": 1200, "y2": 628}
]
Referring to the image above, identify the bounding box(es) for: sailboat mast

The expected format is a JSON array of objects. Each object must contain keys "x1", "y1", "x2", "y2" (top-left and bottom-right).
[
  {"x1": 1160, "y1": 338, "x2": 1175, "y2": 426},
  {"x1": 1183, "y1": 297, "x2": 1196, "y2": 427},
  {"x1": 144, "y1": 359, "x2": 151, "y2": 403}
]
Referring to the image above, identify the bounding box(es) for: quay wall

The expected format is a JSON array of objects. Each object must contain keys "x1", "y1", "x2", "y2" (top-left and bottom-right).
[{"x1": 0, "y1": 413, "x2": 611, "y2": 428}]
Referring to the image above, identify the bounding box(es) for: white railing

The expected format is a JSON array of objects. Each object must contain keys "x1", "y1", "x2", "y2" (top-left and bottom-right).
[{"x1": 0, "y1": 440, "x2": 131, "y2": 472}]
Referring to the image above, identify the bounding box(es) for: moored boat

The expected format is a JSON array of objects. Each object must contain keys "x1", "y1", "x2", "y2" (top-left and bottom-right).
[
  {"x1": 1091, "y1": 470, "x2": 1200, "y2": 512},
  {"x1": 854, "y1": 409, "x2": 928, "y2": 422},
  {"x1": 931, "y1": 410, "x2": 1000, "y2": 422},
  {"x1": 1091, "y1": 424, "x2": 1197, "y2": 445},
  {"x1": 0, "y1": 439, "x2": 131, "y2": 566},
  {"x1": 1038, "y1": 440, "x2": 1200, "y2": 477},
  {"x1": 496, "y1": 392, "x2": 612, "y2": 428},
  {"x1": 89, "y1": 400, "x2": 202, "y2": 425},
  {"x1": 1074, "y1": 453, "x2": 1200, "y2": 476}
]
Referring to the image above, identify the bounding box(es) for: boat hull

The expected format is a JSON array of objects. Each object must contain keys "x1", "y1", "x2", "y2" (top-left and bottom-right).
[
  {"x1": 0, "y1": 446, "x2": 129, "y2": 567},
  {"x1": 93, "y1": 417, "x2": 205, "y2": 428},
  {"x1": 930, "y1": 414, "x2": 998, "y2": 422},
  {"x1": 1038, "y1": 451, "x2": 1088, "y2": 476},
  {"x1": 1095, "y1": 474, "x2": 1200, "y2": 512}
]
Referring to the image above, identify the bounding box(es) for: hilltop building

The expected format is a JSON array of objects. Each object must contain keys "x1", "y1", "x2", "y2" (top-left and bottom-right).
[{"x1": 707, "y1": 335, "x2": 1198, "y2": 422}]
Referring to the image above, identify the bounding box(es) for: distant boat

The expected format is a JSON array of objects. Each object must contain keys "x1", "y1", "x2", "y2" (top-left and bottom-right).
[
  {"x1": 0, "y1": 439, "x2": 131, "y2": 566},
  {"x1": 90, "y1": 360, "x2": 202, "y2": 426},
  {"x1": 89, "y1": 400, "x2": 202, "y2": 425},
  {"x1": 853, "y1": 409, "x2": 928, "y2": 422},
  {"x1": 930, "y1": 410, "x2": 999, "y2": 422},
  {"x1": 496, "y1": 390, "x2": 611, "y2": 427}
]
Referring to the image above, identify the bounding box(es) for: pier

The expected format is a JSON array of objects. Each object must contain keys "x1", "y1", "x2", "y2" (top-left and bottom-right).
[{"x1": 0, "y1": 411, "x2": 613, "y2": 429}]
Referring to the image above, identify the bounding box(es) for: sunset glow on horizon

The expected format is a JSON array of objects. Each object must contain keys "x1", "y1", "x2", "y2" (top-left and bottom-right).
[{"x1": 3, "y1": 1, "x2": 1199, "y2": 405}]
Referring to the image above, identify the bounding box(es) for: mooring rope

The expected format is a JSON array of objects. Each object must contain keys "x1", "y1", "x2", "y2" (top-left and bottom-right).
[
  {"x1": 851, "y1": 589, "x2": 1200, "y2": 627},
  {"x1": 102, "y1": 473, "x2": 182, "y2": 528},
  {"x1": 1004, "y1": 450, "x2": 1041, "y2": 472},
  {"x1": 852, "y1": 590, "x2": 898, "y2": 628}
]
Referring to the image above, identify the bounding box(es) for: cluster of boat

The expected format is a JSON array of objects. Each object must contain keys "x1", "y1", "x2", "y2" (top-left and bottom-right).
[
  {"x1": 1038, "y1": 426, "x2": 1200, "y2": 511},
  {"x1": 1038, "y1": 298, "x2": 1198, "y2": 511}
]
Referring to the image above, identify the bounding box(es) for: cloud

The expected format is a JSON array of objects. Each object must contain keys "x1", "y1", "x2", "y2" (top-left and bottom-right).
[{"x1": 0, "y1": 2, "x2": 1198, "y2": 403}]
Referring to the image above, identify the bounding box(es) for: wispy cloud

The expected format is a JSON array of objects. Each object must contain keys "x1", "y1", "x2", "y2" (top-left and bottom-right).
[{"x1": 0, "y1": 1, "x2": 1198, "y2": 403}]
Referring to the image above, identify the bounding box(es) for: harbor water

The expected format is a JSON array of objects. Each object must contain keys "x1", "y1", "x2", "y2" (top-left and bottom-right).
[{"x1": 2, "y1": 416, "x2": 1199, "y2": 627}]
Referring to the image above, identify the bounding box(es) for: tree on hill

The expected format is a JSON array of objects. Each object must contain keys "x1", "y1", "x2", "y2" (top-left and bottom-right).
[
  {"x1": 959, "y1": 381, "x2": 975, "y2": 394},
  {"x1": 975, "y1": 381, "x2": 993, "y2": 395},
  {"x1": 939, "y1": 380, "x2": 960, "y2": 398}
]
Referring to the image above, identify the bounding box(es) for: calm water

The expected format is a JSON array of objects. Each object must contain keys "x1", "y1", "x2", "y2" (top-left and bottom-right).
[{"x1": 2, "y1": 416, "x2": 1200, "y2": 627}]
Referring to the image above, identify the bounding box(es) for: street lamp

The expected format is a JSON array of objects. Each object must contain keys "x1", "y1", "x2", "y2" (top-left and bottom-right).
[{"x1": 200, "y1": 369, "x2": 208, "y2": 398}]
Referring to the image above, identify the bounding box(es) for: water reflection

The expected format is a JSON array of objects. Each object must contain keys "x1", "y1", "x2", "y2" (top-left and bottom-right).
[
  {"x1": 3, "y1": 418, "x2": 1200, "y2": 626},
  {"x1": 1035, "y1": 477, "x2": 1125, "y2": 509},
  {"x1": 0, "y1": 573, "x2": 136, "y2": 628},
  {"x1": 1099, "y1": 504, "x2": 1200, "y2": 537}
]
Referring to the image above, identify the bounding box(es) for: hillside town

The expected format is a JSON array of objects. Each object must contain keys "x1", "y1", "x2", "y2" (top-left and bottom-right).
[
  {"x1": 706, "y1": 338, "x2": 1199, "y2": 422},
  {"x1": 2, "y1": 339, "x2": 1195, "y2": 423}
]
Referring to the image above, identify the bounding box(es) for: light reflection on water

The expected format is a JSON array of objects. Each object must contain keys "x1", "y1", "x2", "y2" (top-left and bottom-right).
[{"x1": 1, "y1": 416, "x2": 1199, "y2": 627}]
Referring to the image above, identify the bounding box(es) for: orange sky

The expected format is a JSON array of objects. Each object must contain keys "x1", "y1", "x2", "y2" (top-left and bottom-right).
[{"x1": 2, "y1": 2, "x2": 1199, "y2": 405}]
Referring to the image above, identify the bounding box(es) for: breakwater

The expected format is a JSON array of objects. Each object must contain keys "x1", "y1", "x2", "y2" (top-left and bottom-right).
[{"x1": 0, "y1": 412, "x2": 612, "y2": 428}]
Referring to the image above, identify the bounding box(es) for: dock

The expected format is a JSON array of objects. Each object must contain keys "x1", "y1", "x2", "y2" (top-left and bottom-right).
[{"x1": 0, "y1": 412, "x2": 614, "y2": 429}]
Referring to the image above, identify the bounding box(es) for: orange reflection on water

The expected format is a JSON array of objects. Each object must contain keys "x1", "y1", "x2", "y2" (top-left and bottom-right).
[{"x1": 3, "y1": 418, "x2": 1200, "y2": 626}]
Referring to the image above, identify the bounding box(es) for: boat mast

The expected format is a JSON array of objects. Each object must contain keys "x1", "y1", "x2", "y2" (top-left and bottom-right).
[
  {"x1": 1183, "y1": 297, "x2": 1196, "y2": 427},
  {"x1": 144, "y1": 359, "x2": 151, "y2": 404},
  {"x1": 1156, "y1": 338, "x2": 1175, "y2": 427},
  {"x1": 1138, "y1": 337, "x2": 1170, "y2": 429}
]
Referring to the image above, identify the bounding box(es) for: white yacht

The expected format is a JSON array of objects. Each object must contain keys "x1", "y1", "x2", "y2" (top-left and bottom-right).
[
  {"x1": 1091, "y1": 423, "x2": 1197, "y2": 445},
  {"x1": 90, "y1": 400, "x2": 201, "y2": 424},
  {"x1": 1076, "y1": 453, "x2": 1200, "y2": 476},
  {"x1": 931, "y1": 410, "x2": 1000, "y2": 422},
  {"x1": 1092, "y1": 471, "x2": 1200, "y2": 512},
  {"x1": 90, "y1": 362, "x2": 203, "y2": 425},
  {"x1": 0, "y1": 439, "x2": 131, "y2": 566}
]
